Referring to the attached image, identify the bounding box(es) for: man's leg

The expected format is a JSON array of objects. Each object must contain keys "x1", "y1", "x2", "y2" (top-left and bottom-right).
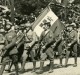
[
  {"x1": 73, "y1": 44, "x2": 77, "y2": 67},
  {"x1": 36, "y1": 53, "x2": 47, "y2": 73},
  {"x1": 58, "y1": 43, "x2": 63, "y2": 67},
  {"x1": 20, "y1": 50, "x2": 28, "y2": 73},
  {"x1": 30, "y1": 50, "x2": 36, "y2": 72},
  {"x1": 5, "y1": 61, "x2": 13, "y2": 72},
  {"x1": 59, "y1": 55, "x2": 63, "y2": 67},
  {"x1": 46, "y1": 47, "x2": 54, "y2": 73},
  {"x1": 64, "y1": 50, "x2": 70, "y2": 67},
  {"x1": 11, "y1": 54, "x2": 19, "y2": 75},
  {"x1": 0, "y1": 57, "x2": 9, "y2": 75},
  {"x1": 0, "y1": 62, "x2": 6, "y2": 75}
]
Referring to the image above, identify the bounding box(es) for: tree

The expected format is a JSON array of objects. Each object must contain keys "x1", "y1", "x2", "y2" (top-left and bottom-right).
[{"x1": 14, "y1": 0, "x2": 52, "y2": 15}]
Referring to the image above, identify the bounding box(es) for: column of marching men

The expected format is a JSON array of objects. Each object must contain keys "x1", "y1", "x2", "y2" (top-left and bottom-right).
[{"x1": 0, "y1": 21, "x2": 79, "y2": 75}]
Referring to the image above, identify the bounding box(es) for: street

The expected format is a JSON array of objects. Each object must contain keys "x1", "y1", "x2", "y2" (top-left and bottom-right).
[{"x1": 0, "y1": 58, "x2": 80, "y2": 75}]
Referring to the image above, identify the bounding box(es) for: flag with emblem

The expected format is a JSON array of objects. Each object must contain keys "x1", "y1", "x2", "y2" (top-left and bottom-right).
[{"x1": 32, "y1": 6, "x2": 65, "y2": 37}]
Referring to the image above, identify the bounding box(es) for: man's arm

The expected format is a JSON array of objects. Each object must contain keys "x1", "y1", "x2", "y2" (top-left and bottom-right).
[
  {"x1": 45, "y1": 30, "x2": 54, "y2": 47},
  {"x1": 28, "y1": 32, "x2": 38, "y2": 47},
  {"x1": 70, "y1": 31, "x2": 77, "y2": 44},
  {"x1": 68, "y1": 31, "x2": 77, "y2": 46},
  {"x1": 4, "y1": 33, "x2": 17, "y2": 50}
]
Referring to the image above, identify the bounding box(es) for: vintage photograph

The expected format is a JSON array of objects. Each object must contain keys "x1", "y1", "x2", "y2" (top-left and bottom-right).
[{"x1": 0, "y1": 0, "x2": 80, "y2": 75}]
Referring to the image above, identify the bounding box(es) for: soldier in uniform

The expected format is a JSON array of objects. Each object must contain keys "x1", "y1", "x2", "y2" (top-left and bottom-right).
[
  {"x1": 20, "y1": 23, "x2": 38, "y2": 73},
  {"x1": 14, "y1": 25, "x2": 24, "y2": 62},
  {"x1": 5, "y1": 25, "x2": 25, "y2": 72},
  {"x1": 0, "y1": 29, "x2": 5, "y2": 64},
  {"x1": 64, "y1": 24, "x2": 77, "y2": 67},
  {"x1": 0, "y1": 24, "x2": 19, "y2": 75},
  {"x1": 55, "y1": 30, "x2": 65, "y2": 67},
  {"x1": 36, "y1": 22, "x2": 54, "y2": 73}
]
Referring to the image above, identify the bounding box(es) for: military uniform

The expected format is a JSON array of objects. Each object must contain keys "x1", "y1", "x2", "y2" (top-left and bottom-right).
[
  {"x1": 65, "y1": 29, "x2": 77, "y2": 67},
  {"x1": 0, "y1": 30, "x2": 19, "y2": 75},
  {"x1": 20, "y1": 29, "x2": 38, "y2": 72},
  {"x1": 56, "y1": 31, "x2": 65, "y2": 67},
  {"x1": 5, "y1": 29, "x2": 25, "y2": 72},
  {"x1": 16, "y1": 30, "x2": 24, "y2": 61},
  {"x1": 0, "y1": 33, "x2": 5, "y2": 63},
  {"x1": 37, "y1": 29, "x2": 54, "y2": 73}
]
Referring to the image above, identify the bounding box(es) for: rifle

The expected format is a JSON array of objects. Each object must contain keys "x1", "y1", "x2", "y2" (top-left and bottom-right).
[
  {"x1": 51, "y1": 38, "x2": 62, "y2": 50},
  {"x1": 16, "y1": 34, "x2": 25, "y2": 49},
  {"x1": 16, "y1": 33, "x2": 24, "y2": 46}
]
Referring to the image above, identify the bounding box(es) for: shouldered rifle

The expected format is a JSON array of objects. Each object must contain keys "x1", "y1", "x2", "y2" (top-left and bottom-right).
[{"x1": 16, "y1": 34, "x2": 24, "y2": 46}]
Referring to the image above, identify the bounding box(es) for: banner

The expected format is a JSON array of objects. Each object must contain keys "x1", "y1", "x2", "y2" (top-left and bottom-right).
[{"x1": 32, "y1": 7, "x2": 65, "y2": 37}]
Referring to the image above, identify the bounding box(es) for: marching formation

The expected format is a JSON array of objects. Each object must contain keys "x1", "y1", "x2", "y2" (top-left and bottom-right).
[{"x1": 0, "y1": 20, "x2": 79, "y2": 75}]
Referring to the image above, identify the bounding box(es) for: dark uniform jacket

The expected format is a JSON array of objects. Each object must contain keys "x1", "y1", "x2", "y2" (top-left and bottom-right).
[
  {"x1": 68, "y1": 30, "x2": 77, "y2": 45},
  {"x1": 4, "y1": 30, "x2": 18, "y2": 55},
  {"x1": 24, "y1": 30, "x2": 38, "y2": 50},
  {"x1": 39, "y1": 29, "x2": 54, "y2": 48}
]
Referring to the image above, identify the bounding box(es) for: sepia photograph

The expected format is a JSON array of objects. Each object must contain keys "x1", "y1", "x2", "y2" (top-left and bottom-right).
[{"x1": 0, "y1": 0, "x2": 80, "y2": 75}]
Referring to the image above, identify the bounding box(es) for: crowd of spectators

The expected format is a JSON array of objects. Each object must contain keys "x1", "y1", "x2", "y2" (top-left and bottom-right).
[
  {"x1": 0, "y1": 5, "x2": 45, "y2": 32},
  {"x1": 0, "y1": 3, "x2": 80, "y2": 32},
  {"x1": 56, "y1": 4, "x2": 80, "y2": 28}
]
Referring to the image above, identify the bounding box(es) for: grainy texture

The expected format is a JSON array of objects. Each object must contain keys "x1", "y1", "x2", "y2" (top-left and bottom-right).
[{"x1": 0, "y1": 58, "x2": 80, "y2": 75}]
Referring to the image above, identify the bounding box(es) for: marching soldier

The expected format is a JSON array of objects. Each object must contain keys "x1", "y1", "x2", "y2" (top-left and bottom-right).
[
  {"x1": 5, "y1": 25, "x2": 25, "y2": 72},
  {"x1": 0, "y1": 24, "x2": 19, "y2": 75},
  {"x1": 55, "y1": 30, "x2": 65, "y2": 67},
  {"x1": 20, "y1": 23, "x2": 38, "y2": 73},
  {"x1": 64, "y1": 24, "x2": 77, "y2": 67},
  {"x1": 36, "y1": 22, "x2": 54, "y2": 73},
  {"x1": 77, "y1": 27, "x2": 80, "y2": 44},
  {"x1": 15, "y1": 25, "x2": 25, "y2": 62},
  {"x1": 0, "y1": 29, "x2": 5, "y2": 64}
]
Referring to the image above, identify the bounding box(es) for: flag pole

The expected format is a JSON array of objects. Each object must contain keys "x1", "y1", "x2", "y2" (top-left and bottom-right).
[{"x1": 10, "y1": 0, "x2": 15, "y2": 26}]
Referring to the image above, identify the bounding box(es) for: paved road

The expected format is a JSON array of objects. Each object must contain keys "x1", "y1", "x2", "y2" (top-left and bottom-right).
[{"x1": 0, "y1": 58, "x2": 80, "y2": 75}]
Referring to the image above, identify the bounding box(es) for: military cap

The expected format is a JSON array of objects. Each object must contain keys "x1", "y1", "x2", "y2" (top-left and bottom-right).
[
  {"x1": 25, "y1": 21, "x2": 31, "y2": 27},
  {"x1": 66, "y1": 23, "x2": 76, "y2": 28},
  {"x1": 14, "y1": 25, "x2": 19, "y2": 30},
  {"x1": 0, "y1": 28, "x2": 5, "y2": 33},
  {"x1": 6, "y1": 24, "x2": 11, "y2": 30}
]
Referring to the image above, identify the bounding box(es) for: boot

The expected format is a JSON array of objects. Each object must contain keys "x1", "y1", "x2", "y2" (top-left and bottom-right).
[
  {"x1": 19, "y1": 61, "x2": 26, "y2": 73},
  {"x1": 64, "y1": 57, "x2": 68, "y2": 67},
  {"x1": 36, "y1": 61, "x2": 44, "y2": 74},
  {"x1": 64, "y1": 51, "x2": 70, "y2": 67},
  {"x1": 48, "y1": 61, "x2": 53, "y2": 73},
  {"x1": 73, "y1": 56, "x2": 77, "y2": 67},
  {"x1": 14, "y1": 63, "x2": 19, "y2": 75},
  {"x1": 5, "y1": 62, "x2": 13, "y2": 73},
  {"x1": 31, "y1": 61, "x2": 36, "y2": 72},
  {"x1": 59, "y1": 58, "x2": 63, "y2": 68},
  {"x1": 0, "y1": 63, "x2": 6, "y2": 75}
]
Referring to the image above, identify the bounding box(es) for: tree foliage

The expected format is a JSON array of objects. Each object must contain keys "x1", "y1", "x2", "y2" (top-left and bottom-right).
[{"x1": 14, "y1": 0, "x2": 52, "y2": 15}]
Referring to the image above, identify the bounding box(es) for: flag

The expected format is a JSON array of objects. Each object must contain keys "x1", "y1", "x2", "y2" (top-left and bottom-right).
[{"x1": 32, "y1": 7, "x2": 65, "y2": 37}]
